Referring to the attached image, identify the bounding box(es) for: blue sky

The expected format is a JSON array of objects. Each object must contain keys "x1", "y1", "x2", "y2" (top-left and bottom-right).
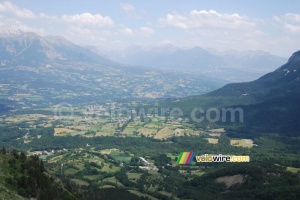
[{"x1": 1, "y1": 0, "x2": 300, "y2": 57}]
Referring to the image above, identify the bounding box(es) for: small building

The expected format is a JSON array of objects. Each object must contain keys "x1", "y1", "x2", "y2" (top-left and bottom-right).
[{"x1": 139, "y1": 157, "x2": 150, "y2": 165}]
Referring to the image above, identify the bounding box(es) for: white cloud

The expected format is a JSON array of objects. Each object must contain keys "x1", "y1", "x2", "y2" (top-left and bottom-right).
[
  {"x1": 156, "y1": 9, "x2": 275, "y2": 54},
  {"x1": 139, "y1": 26, "x2": 154, "y2": 35},
  {"x1": 284, "y1": 13, "x2": 300, "y2": 22},
  {"x1": 0, "y1": 2, "x2": 115, "y2": 47},
  {"x1": 118, "y1": 26, "x2": 154, "y2": 37},
  {"x1": 0, "y1": 17, "x2": 44, "y2": 34},
  {"x1": 285, "y1": 24, "x2": 300, "y2": 32},
  {"x1": 61, "y1": 13, "x2": 114, "y2": 27},
  {"x1": 120, "y1": 27, "x2": 134, "y2": 36},
  {"x1": 160, "y1": 39, "x2": 175, "y2": 45},
  {"x1": 160, "y1": 14, "x2": 188, "y2": 29},
  {"x1": 159, "y1": 10, "x2": 256, "y2": 30},
  {"x1": 67, "y1": 26, "x2": 108, "y2": 44},
  {"x1": 274, "y1": 13, "x2": 300, "y2": 33},
  {"x1": 120, "y1": 3, "x2": 135, "y2": 13},
  {"x1": 0, "y1": 1, "x2": 36, "y2": 19}
]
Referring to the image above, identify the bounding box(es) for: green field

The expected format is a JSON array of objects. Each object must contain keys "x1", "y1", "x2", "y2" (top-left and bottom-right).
[
  {"x1": 128, "y1": 190, "x2": 158, "y2": 200},
  {"x1": 287, "y1": 166, "x2": 300, "y2": 173},
  {"x1": 71, "y1": 179, "x2": 89, "y2": 186},
  {"x1": 102, "y1": 177, "x2": 124, "y2": 187},
  {"x1": 111, "y1": 155, "x2": 132, "y2": 163},
  {"x1": 65, "y1": 168, "x2": 79, "y2": 175}
]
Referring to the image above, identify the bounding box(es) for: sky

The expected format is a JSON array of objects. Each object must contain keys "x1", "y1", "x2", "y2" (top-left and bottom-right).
[{"x1": 0, "y1": 0, "x2": 300, "y2": 57}]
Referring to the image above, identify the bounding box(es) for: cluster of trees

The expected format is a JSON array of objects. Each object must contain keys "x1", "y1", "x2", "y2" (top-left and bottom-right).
[
  {"x1": 151, "y1": 154, "x2": 171, "y2": 167},
  {"x1": 0, "y1": 126, "x2": 27, "y2": 143},
  {"x1": 180, "y1": 162, "x2": 300, "y2": 200},
  {"x1": 82, "y1": 188, "x2": 145, "y2": 200},
  {"x1": 0, "y1": 147, "x2": 76, "y2": 200}
]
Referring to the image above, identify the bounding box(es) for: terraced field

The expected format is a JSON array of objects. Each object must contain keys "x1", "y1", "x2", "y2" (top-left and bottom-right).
[{"x1": 230, "y1": 139, "x2": 254, "y2": 148}]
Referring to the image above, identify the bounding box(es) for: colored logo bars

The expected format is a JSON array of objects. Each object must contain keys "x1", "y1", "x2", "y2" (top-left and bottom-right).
[{"x1": 176, "y1": 152, "x2": 196, "y2": 165}]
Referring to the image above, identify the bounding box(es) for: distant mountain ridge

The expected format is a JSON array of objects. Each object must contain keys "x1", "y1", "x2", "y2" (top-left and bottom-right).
[
  {"x1": 101, "y1": 45, "x2": 287, "y2": 82},
  {"x1": 217, "y1": 50, "x2": 286, "y2": 72},
  {"x1": 0, "y1": 30, "x2": 287, "y2": 83}
]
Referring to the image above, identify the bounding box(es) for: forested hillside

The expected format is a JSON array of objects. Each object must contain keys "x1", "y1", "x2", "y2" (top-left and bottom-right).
[{"x1": 0, "y1": 148, "x2": 76, "y2": 200}]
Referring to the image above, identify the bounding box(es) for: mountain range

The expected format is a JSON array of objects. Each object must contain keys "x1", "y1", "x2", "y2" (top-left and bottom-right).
[
  {"x1": 0, "y1": 30, "x2": 286, "y2": 83},
  {"x1": 100, "y1": 44, "x2": 287, "y2": 82},
  {"x1": 163, "y1": 50, "x2": 300, "y2": 136},
  {"x1": 0, "y1": 31, "x2": 225, "y2": 110}
]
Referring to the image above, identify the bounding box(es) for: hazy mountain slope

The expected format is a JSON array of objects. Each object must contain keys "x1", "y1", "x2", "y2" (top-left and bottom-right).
[
  {"x1": 163, "y1": 50, "x2": 300, "y2": 136},
  {"x1": 118, "y1": 45, "x2": 223, "y2": 71},
  {"x1": 210, "y1": 50, "x2": 300, "y2": 100},
  {"x1": 102, "y1": 45, "x2": 286, "y2": 82},
  {"x1": 238, "y1": 93, "x2": 300, "y2": 136},
  {"x1": 219, "y1": 50, "x2": 287, "y2": 72}
]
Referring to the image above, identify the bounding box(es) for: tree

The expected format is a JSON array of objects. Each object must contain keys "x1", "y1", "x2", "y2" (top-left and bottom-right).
[
  {"x1": 1, "y1": 146, "x2": 6, "y2": 154},
  {"x1": 19, "y1": 152, "x2": 26, "y2": 163},
  {"x1": 11, "y1": 149, "x2": 19, "y2": 159}
]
